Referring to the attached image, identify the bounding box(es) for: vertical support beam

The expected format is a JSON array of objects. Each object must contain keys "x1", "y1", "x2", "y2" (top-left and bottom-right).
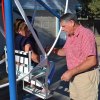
[{"x1": 4, "y1": 0, "x2": 17, "y2": 100}]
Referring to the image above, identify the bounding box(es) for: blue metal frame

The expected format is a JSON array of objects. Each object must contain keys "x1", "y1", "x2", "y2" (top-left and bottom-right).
[
  {"x1": 4, "y1": 0, "x2": 17, "y2": 100},
  {"x1": 3, "y1": 0, "x2": 62, "y2": 100},
  {"x1": 36, "y1": 0, "x2": 60, "y2": 19}
]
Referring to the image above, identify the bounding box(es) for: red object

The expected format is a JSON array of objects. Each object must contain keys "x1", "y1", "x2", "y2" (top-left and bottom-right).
[{"x1": 1, "y1": 0, "x2": 6, "y2": 38}]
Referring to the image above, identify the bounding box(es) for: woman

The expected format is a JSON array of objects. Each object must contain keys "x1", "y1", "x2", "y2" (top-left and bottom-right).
[{"x1": 14, "y1": 19, "x2": 39, "y2": 64}]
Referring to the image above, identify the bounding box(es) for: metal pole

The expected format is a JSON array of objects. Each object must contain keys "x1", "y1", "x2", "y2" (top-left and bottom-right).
[{"x1": 4, "y1": 0, "x2": 17, "y2": 100}]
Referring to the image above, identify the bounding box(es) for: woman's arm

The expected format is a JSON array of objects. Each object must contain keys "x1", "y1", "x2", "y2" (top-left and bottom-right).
[{"x1": 24, "y1": 44, "x2": 39, "y2": 63}]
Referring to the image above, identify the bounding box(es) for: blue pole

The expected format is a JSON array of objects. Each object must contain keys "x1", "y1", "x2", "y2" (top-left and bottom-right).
[
  {"x1": 36, "y1": 0, "x2": 60, "y2": 19},
  {"x1": 4, "y1": 0, "x2": 17, "y2": 100}
]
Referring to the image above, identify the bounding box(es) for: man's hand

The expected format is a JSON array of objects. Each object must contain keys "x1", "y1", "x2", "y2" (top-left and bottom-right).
[
  {"x1": 45, "y1": 47, "x2": 58, "y2": 54},
  {"x1": 61, "y1": 70, "x2": 74, "y2": 81}
]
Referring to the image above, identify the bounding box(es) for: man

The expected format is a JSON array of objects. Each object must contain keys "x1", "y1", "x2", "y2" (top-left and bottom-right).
[{"x1": 53, "y1": 13, "x2": 99, "y2": 100}]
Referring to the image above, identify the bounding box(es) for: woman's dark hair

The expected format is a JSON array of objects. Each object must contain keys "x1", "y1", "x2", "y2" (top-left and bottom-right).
[
  {"x1": 14, "y1": 19, "x2": 25, "y2": 33},
  {"x1": 60, "y1": 13, "x2": 78, "y2": 23},
  {"x1": 14, "y1": 19, "x2": 27, "y2": 37}
]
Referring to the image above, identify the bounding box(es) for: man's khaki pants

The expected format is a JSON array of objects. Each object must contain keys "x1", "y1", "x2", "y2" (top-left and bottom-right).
[{"x1": 69, "y1": 69, "x2": 99, "y2": 100}]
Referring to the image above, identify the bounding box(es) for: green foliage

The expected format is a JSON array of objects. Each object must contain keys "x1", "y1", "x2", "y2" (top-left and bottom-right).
[
  {"x1": 78, "y1": 0, "x2": 100, "y2": 18},
  {"x1": 88, "y1": 0, "x2": 100, "y2": 18}
]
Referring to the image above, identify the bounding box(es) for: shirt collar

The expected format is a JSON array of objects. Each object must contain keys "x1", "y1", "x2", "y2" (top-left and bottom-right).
[{"x1": 74, "y1": 25, "x2": 82, "y2": 37}]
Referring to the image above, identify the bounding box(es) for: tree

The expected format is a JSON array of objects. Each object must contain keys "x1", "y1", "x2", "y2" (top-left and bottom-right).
[
  {"x1": 76, "y1": 0, "x2": 91, "y2": 18},
  {"x1": 88, "y1": 0, "x2": 100, "y2": 18},
  {"x1": 78, "y1": 0, "x2": 100, "y2": 18}
]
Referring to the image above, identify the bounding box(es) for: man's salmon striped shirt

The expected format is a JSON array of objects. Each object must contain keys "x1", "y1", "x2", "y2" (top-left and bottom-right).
[{"x1": 63, "y1": 25, "x2": 97, "y2": 69}]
